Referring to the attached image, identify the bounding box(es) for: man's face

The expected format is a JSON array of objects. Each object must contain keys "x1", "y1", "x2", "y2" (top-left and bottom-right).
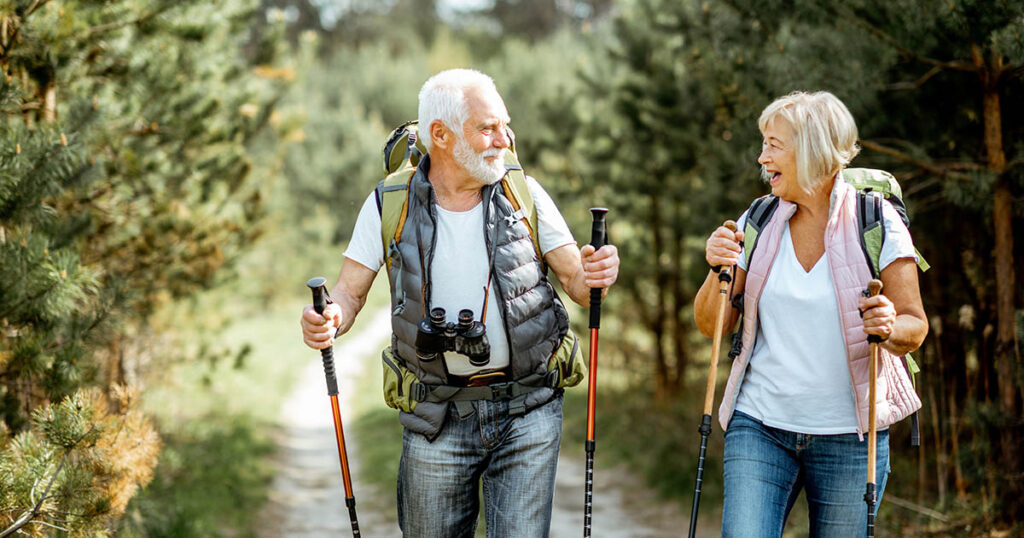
[{"x1": 453, "y1": 86, "x2": 511, "y2": 185}]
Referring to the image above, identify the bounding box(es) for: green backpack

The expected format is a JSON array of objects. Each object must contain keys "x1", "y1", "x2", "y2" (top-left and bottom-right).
[
  {"x1": 737, "y1": 168, "x2": 928, "y2": 446},
  {"x1": 374, "y1": 120, "x2": 542, "y2": 276},
  {"x1": 742, "y1": 168, "x2": 930, "y2": 277}
]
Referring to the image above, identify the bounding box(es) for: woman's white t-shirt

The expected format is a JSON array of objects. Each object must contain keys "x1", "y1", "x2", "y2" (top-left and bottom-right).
[
  {"x1": 343, "y1": 177, "x2": 576, "y2": 375},
  {"x1": 733, "y1": 200, "x2": 918, "y2": 434}
]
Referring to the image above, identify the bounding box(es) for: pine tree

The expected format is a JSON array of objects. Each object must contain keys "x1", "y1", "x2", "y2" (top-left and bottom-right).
[
  {"x1": 546, "y1": 0, "x2": 1024, "y2": 527},
  {"x1": 551, "y1": 0, "x2": 779, "y2": 399},
  {"x1": 0, "y1": 1, "x2": 290, "y2": 534}
]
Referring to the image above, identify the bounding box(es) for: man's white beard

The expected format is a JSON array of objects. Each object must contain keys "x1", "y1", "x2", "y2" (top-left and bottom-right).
[{"x1": 453, "y1": 136, "x2": 506, "y2": 185}]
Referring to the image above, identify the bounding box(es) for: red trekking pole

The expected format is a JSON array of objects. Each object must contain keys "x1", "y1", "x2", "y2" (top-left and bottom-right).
[
  {"x1": 583, "y1": 207, "x2": 608, "y2": 538},
  {"x1": 306, "y1": 277, "x2": 360, "y2": 537}
]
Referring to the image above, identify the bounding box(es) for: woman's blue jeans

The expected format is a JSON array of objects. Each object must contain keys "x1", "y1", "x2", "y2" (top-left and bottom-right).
[
  {"x1": 397, "y1": 393, "x2": 563, "y2": 538},
  {"x1": 722, "y1": 411, "x2": 890, "y2": 537}
]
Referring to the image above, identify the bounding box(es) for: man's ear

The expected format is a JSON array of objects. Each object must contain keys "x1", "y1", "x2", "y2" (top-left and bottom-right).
[{"x1": 429, "y1": 120, "x2": 452, "y2": 151}]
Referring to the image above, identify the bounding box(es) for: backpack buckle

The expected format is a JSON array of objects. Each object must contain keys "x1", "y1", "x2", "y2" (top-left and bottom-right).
[
  {"x1": 504, "y1": 209, "x2": 526, "y2": 227},
  {"x1": 544, "y1": 369, "x2": 560, "y2": 388},
  {"x1": 490, "y1": 382, "x2": 515, "y2": 400},
  {"x1": 411, "y1": 382, "x2": 428, "y2": 402}
]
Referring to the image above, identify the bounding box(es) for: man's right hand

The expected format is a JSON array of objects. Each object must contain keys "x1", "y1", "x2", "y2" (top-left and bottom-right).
[{"x1": 301, "y1": 303, "x2": 342, "y2": 350}]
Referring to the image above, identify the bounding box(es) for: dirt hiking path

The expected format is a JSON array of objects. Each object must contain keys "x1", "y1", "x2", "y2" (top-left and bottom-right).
[{"x1": 260, "y1": 306, "x2": 710, "y2": 537}]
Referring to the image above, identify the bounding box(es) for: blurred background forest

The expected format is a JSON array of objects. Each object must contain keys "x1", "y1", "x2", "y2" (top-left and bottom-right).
[{"x1": 1, "y1": 0, "x2": 1022, "y2": 536}]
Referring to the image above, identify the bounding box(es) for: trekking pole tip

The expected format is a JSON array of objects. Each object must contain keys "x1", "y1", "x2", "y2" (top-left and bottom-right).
[{"x1": 867, "y1": 279, "x2": 882, "y2": 297}]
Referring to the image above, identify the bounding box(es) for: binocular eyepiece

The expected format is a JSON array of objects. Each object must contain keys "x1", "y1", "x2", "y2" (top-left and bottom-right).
[{"x1": 415, "y1": 307, "x2": 490, "y2": 367}]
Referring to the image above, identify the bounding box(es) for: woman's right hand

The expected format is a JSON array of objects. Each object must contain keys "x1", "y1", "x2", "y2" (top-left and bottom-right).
[
  {"x1": 705, "y1": 225, "x2": 745, "y2": 269},
  {"x1": 301, "y1": 303, "x2": 342, "y2": 350}
]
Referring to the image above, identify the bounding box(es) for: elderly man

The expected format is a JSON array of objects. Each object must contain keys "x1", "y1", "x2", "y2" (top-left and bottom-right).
[{"x1": 300, "y1": 68, "x2": 619, "y2": 537}]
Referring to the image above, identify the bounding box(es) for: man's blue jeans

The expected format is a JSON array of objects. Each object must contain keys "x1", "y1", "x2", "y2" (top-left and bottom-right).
[
  {"x1": 722, "y1": 411, "x2": 890, "y2": 537},
  {"x1": 397, "y1": 393, "x2": 562, "y2": 538}
]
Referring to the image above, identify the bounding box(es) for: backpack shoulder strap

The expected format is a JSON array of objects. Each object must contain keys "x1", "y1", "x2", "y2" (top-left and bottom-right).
[
  {"x1": 742, "y1": 194, "x2": 779, "y2": 270},
  {"x1": 857, "y1": 191, "x2": 885, "y2": 279},
  {"x1": 499, "y1": 158, "x2": 543, "y2": 264},
  {"x1": 856, "y1": 190, "x2": 932, "y2": 276},
  {"x1": 377, "y1": 169, "x2": 415, "y2": 271}
]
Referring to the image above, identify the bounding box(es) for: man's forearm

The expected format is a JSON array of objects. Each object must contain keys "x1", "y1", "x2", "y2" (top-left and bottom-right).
[
  {"x1": 564, "y1": 275, "x2": 609, "y2": 308},
  {"x1": 330, "y1": 284, "x2": 366, "y2": 337}
]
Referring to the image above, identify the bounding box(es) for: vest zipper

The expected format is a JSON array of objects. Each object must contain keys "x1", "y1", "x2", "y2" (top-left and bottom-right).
[{"x1": 483, "y1": 187, "x2": 517, "y2": 367}]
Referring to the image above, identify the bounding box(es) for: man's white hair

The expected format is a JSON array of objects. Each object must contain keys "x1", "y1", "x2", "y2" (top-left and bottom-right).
[
  {"x1": 417, "y1": 69, "x2": 498, "y2": 152},
  {"x1": 758, "y1": 91, "x2": 860, "y2": 192}
]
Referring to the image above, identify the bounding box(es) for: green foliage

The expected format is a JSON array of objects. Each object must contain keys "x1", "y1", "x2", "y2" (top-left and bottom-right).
[
  {"x1": 117, "y1": 417, "x2": 274, "y2": 538},
  {"x1": 0, "y1": 0, "x2": 293, "y2": 533},
  {"x1": 531, "y1": 0, "x2": 1024, "y2": 530},
  {"x1": 0, "y1": 388, "x2": 159, "y2": 537}
]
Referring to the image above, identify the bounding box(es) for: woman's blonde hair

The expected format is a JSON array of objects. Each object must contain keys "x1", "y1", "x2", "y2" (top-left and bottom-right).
[{"x1": 758, "y1": 91, "x2": 860, "y2": 192}]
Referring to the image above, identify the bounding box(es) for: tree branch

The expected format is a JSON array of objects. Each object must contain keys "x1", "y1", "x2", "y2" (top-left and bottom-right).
[
  {"x1": 23, "y1": 0, "x2": 51, "y2": 18},
  {"x1": 85, "y1": 10, "x2": 163, "y2": 38},
  {"x1": 834, "y1": 6, "x2": 977, "y2": 73},
  {"x1": 0, "y1": 425, "x2": 97, "y2": 538},
  {"x1": 886, "y1": 64, "x2": 945, "y2": 90},
  {"x1": 859, "y1": 139, "x2": 973, "y2": 181}
]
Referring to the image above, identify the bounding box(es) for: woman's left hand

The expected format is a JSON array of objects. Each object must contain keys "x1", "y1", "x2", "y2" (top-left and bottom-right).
[{"x1": 859, "y1": 293, "x2": 897, "y2": 341}]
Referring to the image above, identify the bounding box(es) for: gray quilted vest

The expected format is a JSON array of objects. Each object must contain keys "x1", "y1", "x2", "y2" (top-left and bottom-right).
[{"x1": 386, "y1": 156, "x2": 569, "y2": 438}]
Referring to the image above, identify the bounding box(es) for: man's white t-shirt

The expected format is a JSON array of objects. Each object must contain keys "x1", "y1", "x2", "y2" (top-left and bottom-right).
[
  {"x1": 733, "y1": 200, "x2": 918, "y2": 434},
  {"x1": 343, "y1": 177, "x2": 576, "y2": 375}
]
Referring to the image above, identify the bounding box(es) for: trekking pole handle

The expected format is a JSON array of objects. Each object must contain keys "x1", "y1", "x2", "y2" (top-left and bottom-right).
[
  {"x1": 308, "y1": 276, "x2": 329, "y2": 315},
  {"x1": 589, "y1": 207, "x2": 608, "y2": 329},
  {"x1": 866, "y1": 279, "x2": 883, "y2": 344},
  {"x1": 307, "y1": 277, "x2": 340, "y2": 396},
  {"x1": 713, "y1": 220, "x2": 738, "y2": 282}
]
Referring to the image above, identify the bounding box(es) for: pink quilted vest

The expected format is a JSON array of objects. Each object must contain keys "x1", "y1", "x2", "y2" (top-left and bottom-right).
[{"x1": 718, "y1": 177, "x2": 922, "y2": 439}]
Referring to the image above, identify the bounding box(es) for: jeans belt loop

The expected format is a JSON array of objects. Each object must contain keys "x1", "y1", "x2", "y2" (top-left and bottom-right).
[{"x1": 509, "y1": 394, "x2": 527, "y2": 416}]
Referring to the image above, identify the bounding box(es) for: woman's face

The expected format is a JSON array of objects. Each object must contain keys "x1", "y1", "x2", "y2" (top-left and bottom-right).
[{"x1": 758, "y1": 117, "x2": 800, "y2": 201}]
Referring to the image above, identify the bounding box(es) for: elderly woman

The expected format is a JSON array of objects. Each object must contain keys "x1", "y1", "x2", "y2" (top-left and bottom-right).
[{"x1": 694, "y1": 91, "x2": 928, "y2": 536}]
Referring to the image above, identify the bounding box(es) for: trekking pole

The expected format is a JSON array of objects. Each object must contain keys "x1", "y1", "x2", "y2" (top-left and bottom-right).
[
  {"x1": 864, "y1": 279, "x2": 883, "y2": 538},
  {"x1": 306, "y1": 277, "x2": 361, "y2": 538},
  {"x1": 583, "y1": 207, "x2": 608, "y2": 538},
  {"x1": 688, "y1": 220, "x2": 738, "y2": 538}
]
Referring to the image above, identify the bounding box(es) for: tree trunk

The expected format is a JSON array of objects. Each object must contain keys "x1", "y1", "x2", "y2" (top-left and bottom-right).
[
  {"x1": 650, "y1": 193, "x2": 670, "y2": 402},
  {"x1": 669, "y1": 197, "x2": 688, "y2": 396},
  {"x1": 979, "y1": 54, "x2": 1016, "y2": 417},
  {"x1": 979, "y1": 49, "x2": 1022, "y2": 513}
]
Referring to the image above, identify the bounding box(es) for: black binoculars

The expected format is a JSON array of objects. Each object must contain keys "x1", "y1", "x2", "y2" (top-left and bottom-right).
[{"x1": 415, "y1": 307, "x2": 490, "y2": 367}]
